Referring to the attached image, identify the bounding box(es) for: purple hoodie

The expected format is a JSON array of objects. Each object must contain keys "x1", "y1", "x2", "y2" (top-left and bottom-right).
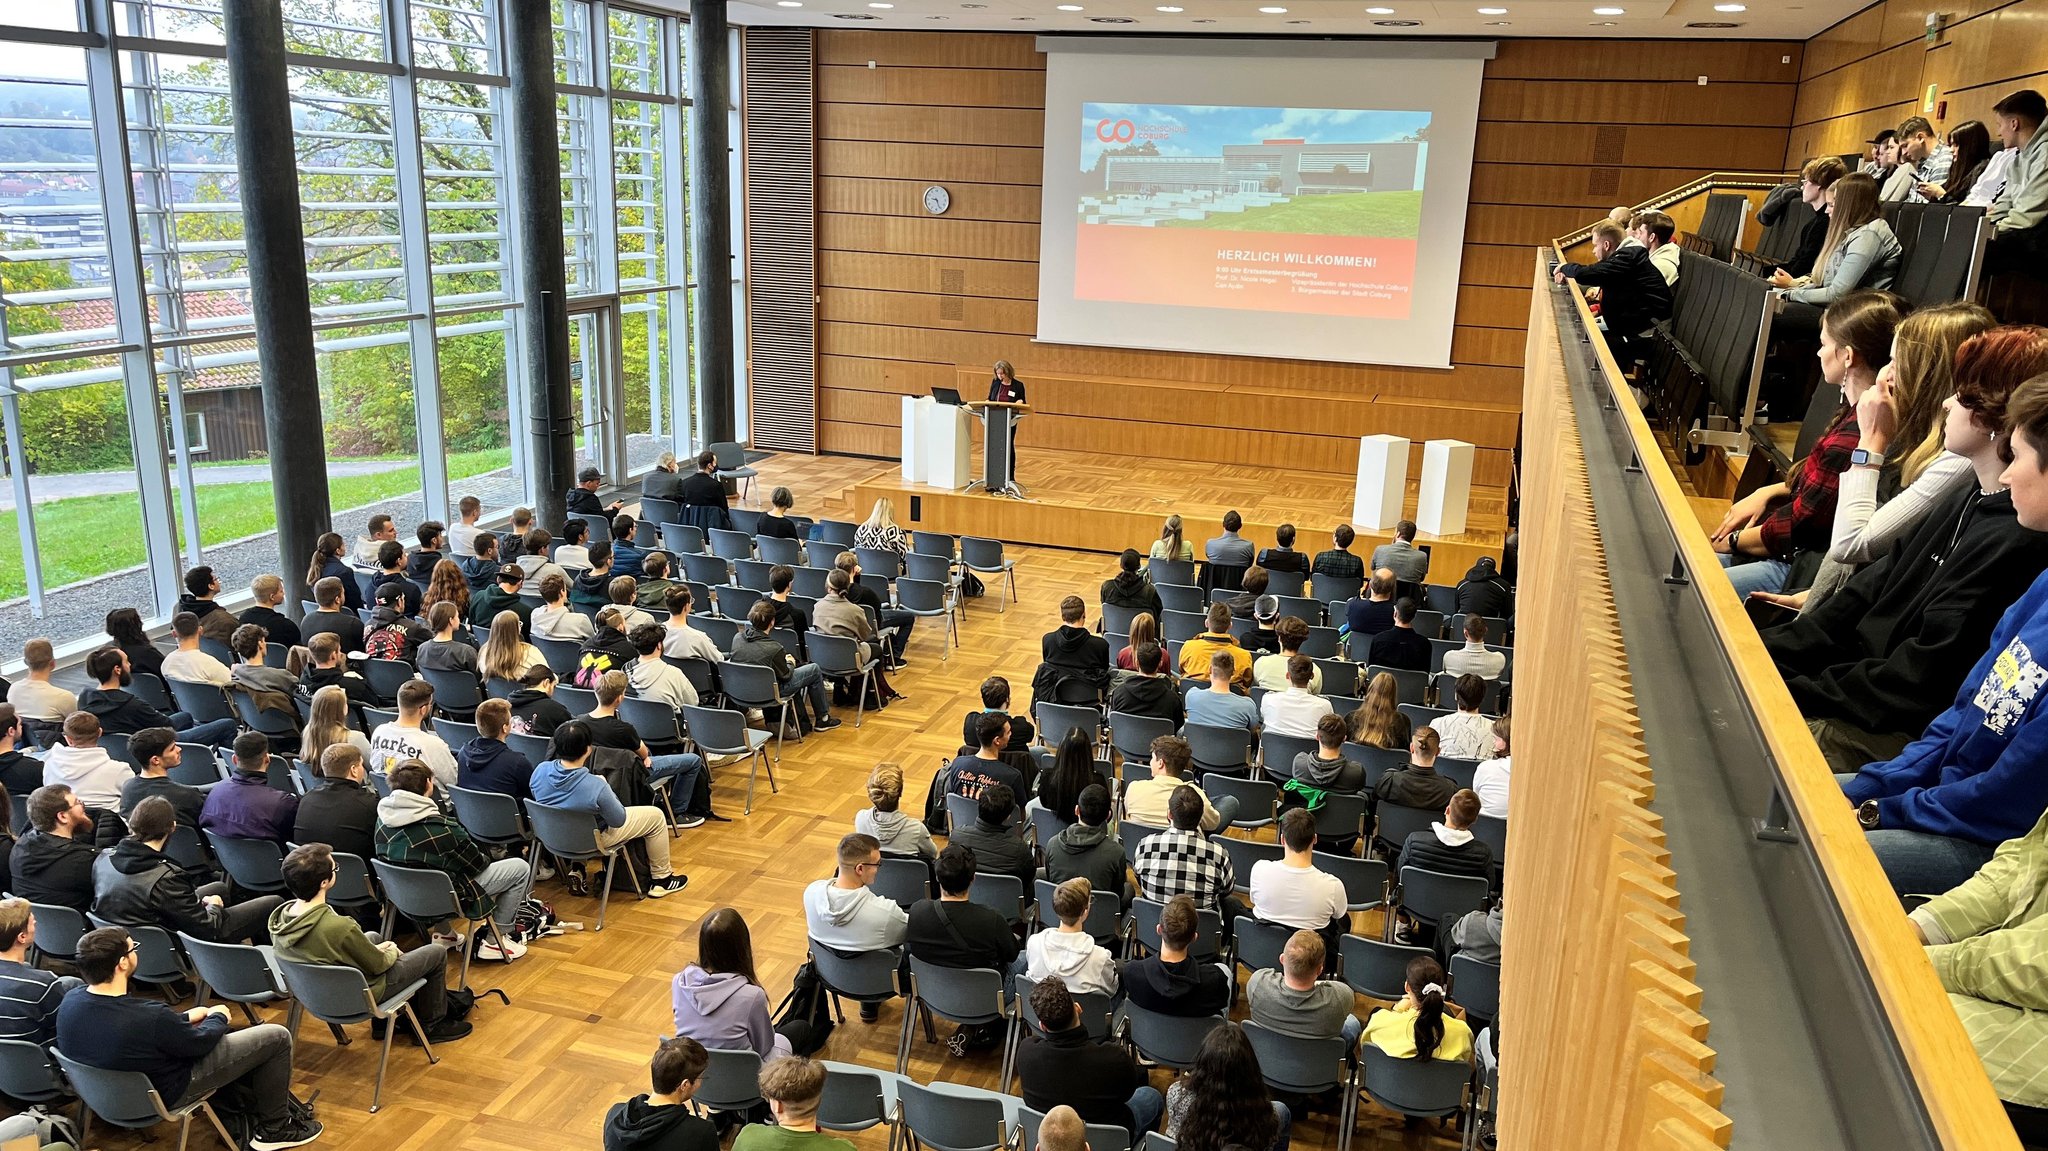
[{"x1": 670, "y1": 965, "x2": 788, "y2": 1060}]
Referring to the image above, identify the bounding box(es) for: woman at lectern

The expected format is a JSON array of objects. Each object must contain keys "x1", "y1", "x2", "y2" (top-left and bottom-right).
[{"x1": 989, "y1": 360, "x2": 1025, "y2": 484}]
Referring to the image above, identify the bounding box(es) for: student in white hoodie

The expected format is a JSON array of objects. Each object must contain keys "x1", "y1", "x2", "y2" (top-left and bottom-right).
[
  {"x1": 854, "y1": 764, "x2": 935, "y2": 861},
  {"x1": 803, "y1": 833, "x2": 909, "y2": 1022},
  {"x1": 1023, "y1": 877, "x2": 1119, "y2": 997},
  {"x1": 40, "y1": 712, "x2": 129, "y2": 811}
]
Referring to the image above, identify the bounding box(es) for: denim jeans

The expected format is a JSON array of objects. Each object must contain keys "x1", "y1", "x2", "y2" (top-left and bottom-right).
[
  {"x1": 648, "y1": 752, "x2": 705, "y2": 814},
  {"x1": 179, "y1": 715, "x2": 241, "y2": 748},
  {"x1": 785, "y1": 663, "x2": 832, "y2": 728},
  {"x1": 1127, "y1": 1086, "x2": 1166, "y2": 1136},
  {"x1": 1209, "y1": 795, "x2": 1242, "y2": 832},
  {"x1": 1834, "y1": 771, "x2": 1996, "y2": 900},
  {"x1": 1718, "y1": 554, "x2": 1792, "y2": 598},
  {"x1": 1340, "y1": 1012, "x2": 1364, "y2": 1051}
]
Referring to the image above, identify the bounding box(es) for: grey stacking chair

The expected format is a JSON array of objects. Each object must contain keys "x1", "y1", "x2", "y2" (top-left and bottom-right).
[
  {"x1": 1218, "y1": 837, "x2": 1284, "y2": 895},
  {"x1": 451, "y1": 785, "x2": 533, "y2": 857},
  {"x1": 1437, "y1": 756, "x2": 1480, "y2": 791},
  {"x1": 1116, "y1": 1002, "x2": 1225, "y2": 1071},
  {"x1": 505, "y1": 731, "x2": 553, "y2": 765},
  {"x1": 809, "y1": 941, "x2": 904, "y2": 1020},
  {"x1": 1033, "y1": 877, "x2": 1120, "y2": 943},
  {"x1": 718, "y1": 661, "x2": 799, "y2": 753},
  {"x1": 55, "y1": 1051, "x2": 239, "y2": 1151},
  {"x1": 734, "y1": 558, "x2": 776, "y2": 592},
  {"x1": 898, "y1": 958, "x2": 1019, "y2": 1085},
  {"x1": 1155, "y1": 583, "x2": 1203, "y2": 614},
  {"x1": 1184, "y1": 722, "x2": 1255, "y2": 777},
  {"x1": 1450, "y1": 952, "x2": 1501, "y2": 1025},
  {"x1": 1100, "y1": 603, "x2": 1139, "y2": 637},
  {"x1": 683, "y1": 704, "x2": 776, "y2": 814},
  {"x1": 813, "y1": 518, "x2": 858, "y2": 548},
  {"x1": 959, "y1": 536, "x2": 1018, "y2": 608},
  {"x1": 661, "y1": 522, "x2": 705, "y2": 554},
  {"x1": 432, "y1": 717, "x2": 481, "y2": 749},
  {"x1": 1149, "y1": 558, "x2": 1195, "y2": 586},
  {"x1": 894, "y1": 577, "x2": 959, "y2": 657},
  {"x1": 522, "y1": 800, "x2": 643, "y2": 931},
  {"x1": 1243, "y1": 1020, "x2": 1357, "y2": 1150},
  {"x1": 130, "y1": 671, "x2": 176, "y2": 712},
  {"x1": 1341, "y1": 933, "x2": 1433, "y2": 1001},
  {"x1": 1036, "y1": 701, "x2": 1103, "y2": 749},
  {"x1": 873, "y1": 855, "x2": 933, "y2": 909},
  {"x1": 203, "y1": 832, "x2": 288, "y2": 896},
  {"x1": 1373, "y1": 802, "x2": 1439, "y2": 853},
  {"x1": 896, "y1": 1078, "x2": 1012, "y2": 1151},
  {"x1": 167, "y1": 677, "x2": 236, "y2": 725},
  {"x1": 1313, "y1": 793, "x2": 1371, "y2": 845},
  {"x1": 371, "y1": 859, "x2": 503, "y2": 992},
  {"x1": 1393, "y1": 867, "x2": 1490, "y2": 941},
  {"x1": 171, "y1": 745, "x2": 227, "y2": 787},
  {"x1": 757, "y1": 535, "x2": 803, "y2": 567},
  {"x1": 177, "y1": 933, "x2": 290, "y2": 1025},
  {"x1": 818, "y1": 1061, "x2": 901, "y2": 1142},
  {"x1": 1472, "y1": 814, "x2": 1507, "y2": 863},
  {"x1": 1108, "y1": 711, "x2": 1174, "y2": 762},
  {"x1": 807, "y1": 631, "x2": 879, "y2": 727},
  {"x1": 553, "y1": 684, "x2": 599, "y2": 716},
  {"x1": 1203, "y1": 773, "x2": 1277, "y2": 832},
  {"x1": 1258, "y1": 732, "x2": 1316, "y2": 776},
  {"x1": 27, "y1": 902, "x2": 87, "y2": 965},
  {"x1": 0, "y1": 1038, "x2": 70, "y2": 1107},
  {"x1": 277, "y1": 958, "x2": 438, "y2": 1112},
  {"x1": 362, "y1": 659, "x2": 416, "y2": 707},
  {"x1": 418, "y1": 669, "x2": 483, "y2": 719},
  {"x1": 1230, "y1": 916, "x2": 1293, "y2": 975},
  {"x1": 709, "y1": 527, "x2": 755, "y2": 562},
  {"x1": 709, "y1": 441, "x2": 757, "y2": 498},
  {"x1": 1016, "y1": 1104, "x2": 1130, "y2": 1151},
  {"x1": 680, "y1": 551, "x2": 731, "y2": 587},
  {"x1": 1318, "y1": 852, "x2": 1389, "y2": 916},
  {"x1": 966, "y1": 872, "x2": 1031, "y2": 924},
  {"x1": 694, "y1": 1047, "x2": 766, "y2": 1119},
  {"x1": 532, "y1": 636, "x2": 582, "y2": 679},
  {"x1": 1356, "y1": 1045, "x2": 1473, "y2": 1134}
]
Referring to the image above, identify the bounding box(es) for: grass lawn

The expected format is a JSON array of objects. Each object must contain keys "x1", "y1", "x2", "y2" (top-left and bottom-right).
[
  {"x1": 1158, "y1": 190, "x2": 1424, "y2": 239},
  {"x1": 0, "y1": 446, "x2": 512, "y2": 601}
]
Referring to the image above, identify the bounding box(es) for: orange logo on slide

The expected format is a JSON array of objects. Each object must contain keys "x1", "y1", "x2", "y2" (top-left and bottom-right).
[{"x1": 1094, "y1": 118, "x2": 1137, "y2": 143}]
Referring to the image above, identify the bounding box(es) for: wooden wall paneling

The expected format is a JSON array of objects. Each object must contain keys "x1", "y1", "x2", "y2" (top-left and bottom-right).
[
  {"x1": 814, "y1": 29, "x2": 1043, "y2": 68},
  {"x1": 1469, "y1": 163, "x2": 1743, "y2": 209},
  {"x1": 816, "y1": 139, "x2": 1042, "y2": 184},
  {"x1": 819, "y1": 176, "x2": 1041, "y2": 222},
  {"x1": 819, "y1": 249, "x2": 1039, "y2": 298},
  {"x1": 1475, "y1": 123, "x2": 1790, "y2": 171},
  {"x1": 1789, "y1": 39, "x2": 1926, "y2": 124},
  {"x1": 1486, "y1": 38, "x2": 1802, "y2": 83},
  {"x1": 1800, "y1": 3, "x2": 1895, "y2": 79},
  {"x1": 816, "y1": 103, "x2": 1044, "y2": 147},
  {"x1": 819, "y1": 286, "x2": 1037, "y2": 334},
  {"x1": 816, "y1": 63, "x2": 1045, "y2": 107},
  {"x1": 819, "y1": 213, "x2": 1040, "y2": 262},
  {"x1": 1480, "y1": 78, "x2": 1796, "y2": 126}
]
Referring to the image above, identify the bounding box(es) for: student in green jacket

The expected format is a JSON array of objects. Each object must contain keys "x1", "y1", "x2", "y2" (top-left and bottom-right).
[{"x1": 268, "y1": 843, "x2": 470, "y2": 1044}]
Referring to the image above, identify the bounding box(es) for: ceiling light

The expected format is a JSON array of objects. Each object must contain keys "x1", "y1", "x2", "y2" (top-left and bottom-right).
[
  {"x1": 776, "y1": 1, "x2": 801, "y2": 6},
  {"x1": 1477, "y1": 5, "x2": 1506, "y2": 12},
  {"x1": 1258, "y1": 6, "x2": 1286, "y2": 11},
  {"x1": 868, "y1": 3, "x2": 892, "y2": 7},
  {"x1": 1592, "y1": 5, "x2": 1623, "y2": 12},
  {"x1": 1366, "y1": 5, "x2": 1394, "y2": 11},
  {"x1": 1156, "y1": 5, "x2": 1182, "y2": 10},
  {"x1": 1058, "y1": 4, "x2": 1083, "y2": 9},
  {"x1": 1714, "y1": 2, "x2": 1745, "y2": 8},
  {"x1": 1374, "y1": 17, "x2": 1420, "y2": 24}
]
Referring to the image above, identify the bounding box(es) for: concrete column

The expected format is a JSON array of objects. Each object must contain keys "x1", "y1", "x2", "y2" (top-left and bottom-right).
[
  {"x1": 688, "y1": 0, "x2": 737, "y2": 445},
  {"x1": 506, "y1": 0, "x2": 577, "y2": 527}
]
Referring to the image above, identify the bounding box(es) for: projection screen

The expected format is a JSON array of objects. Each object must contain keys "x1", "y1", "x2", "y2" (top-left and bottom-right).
[{"x1": 1035, "y1": 38, "x2": 1493, "y2": 369}]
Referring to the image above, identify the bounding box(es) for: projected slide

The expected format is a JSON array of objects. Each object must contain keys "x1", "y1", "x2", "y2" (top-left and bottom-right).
[{"x1": 1076, "y1": 104, "x2": 1430, "y2": 319}]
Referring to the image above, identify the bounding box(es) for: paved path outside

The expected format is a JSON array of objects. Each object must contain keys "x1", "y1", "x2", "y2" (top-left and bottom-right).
[{"x1": 0, "y1": 458, "x2": 412, "y2": 510}]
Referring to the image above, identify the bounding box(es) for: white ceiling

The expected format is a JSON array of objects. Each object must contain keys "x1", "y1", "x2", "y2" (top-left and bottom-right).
[{"x1": 724, "y1": 0, "x2": 1865, "y2": 41}]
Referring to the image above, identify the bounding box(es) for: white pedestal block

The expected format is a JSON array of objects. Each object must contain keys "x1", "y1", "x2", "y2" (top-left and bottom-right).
[
  {"x1": 924, "y1": 404, "x2": 971, "y2": 491},
  {"x1": 900, "y1": 396, "x2": 935, "y2": 483},
  {"x1": 1417, "y1": 438, "x2": 1475, "y2": 538},
  {"x1": 1354, "y1": 434, "x2": 1410, "y2": 531}
]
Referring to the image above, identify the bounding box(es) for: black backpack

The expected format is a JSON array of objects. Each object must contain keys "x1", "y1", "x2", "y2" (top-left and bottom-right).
[{"x1": 771, "y1": 960, "x2": 836, "y2": 1056}]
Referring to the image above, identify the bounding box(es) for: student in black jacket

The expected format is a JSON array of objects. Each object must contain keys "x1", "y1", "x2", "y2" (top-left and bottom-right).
[
  {"x1": 1032, "y1": 595, "x2": 1111, "y2": 703},
  {"x1": 1366, "y1": 599, "x2": 1434, "y2": 672},
  {"x1": 569, "y1": 466, "x2": 625, "y2": 523},
  {"x1": 1016, "y1": 979, "x2": 1162, "y2": 1135},
  {"x1": 1122, "y1": 894, "x2": 1232, "y2": 1017},
  {"x1": 1108, "y1": 643, "x2": 1185, "y2": 726},
  {"x1": 944, "y1": 785, "x2": 1035, "y2": 891},
  {"x1": 906, "y1": 843, "x2": 1021, "y2": 1056},
  {"x1": 677, "y1": 452, "x2": 729, "y2": 511},
  {"x1": 238, "y1": 575, "x2": 303, "y2": 649},
  {"x1": 12, "y1": 786, "x2": 100, "y2": 913},
  {"x1": 303, "y1": 577, "x2": 367, "y2": 653},
  {"x1": 1771, "y1": 156, "x2": 1847, "y2": 279},
  {"x1": 1554, "y1": 220, "x2": 1673, "y2": 361},
  {"x1": 293, "y1": 744, "x2": 381, "y2": 864}
]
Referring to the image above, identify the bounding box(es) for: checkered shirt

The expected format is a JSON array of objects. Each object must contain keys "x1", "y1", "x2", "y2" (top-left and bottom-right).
[{"x1": 1132, "y1": 827, "x2": 1235, "y2": 913}]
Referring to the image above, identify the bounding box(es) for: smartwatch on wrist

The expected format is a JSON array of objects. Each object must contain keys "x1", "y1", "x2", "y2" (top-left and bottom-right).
[
  {"x1": 1858, "y1": 799, "x2": 1881, "y2": 829},
  {"x1": 1850, "y1": 448, "x2": 1887, "y2": 468}
]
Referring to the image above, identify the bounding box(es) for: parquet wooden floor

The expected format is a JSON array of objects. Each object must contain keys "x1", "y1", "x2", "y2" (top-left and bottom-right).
[{"x1": 78, "y1": 453, "x2": 1462, "y2": 1151}]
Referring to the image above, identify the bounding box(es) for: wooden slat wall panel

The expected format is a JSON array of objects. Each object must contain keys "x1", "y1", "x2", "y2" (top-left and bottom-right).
[
  {"x1": 1785, "y1": 0, "x2": 2048, "y2": 164},
  {"x1": 796, "y1": 30, "x2": 1799, "y2": 459},
  {"x1": 741, "y1": 28, "x2": 821, "y2": 453}
]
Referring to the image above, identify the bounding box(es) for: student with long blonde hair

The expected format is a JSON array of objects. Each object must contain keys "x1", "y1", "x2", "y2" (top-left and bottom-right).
[
  {"x1": 479, "y1": 610, "x2": 547, "y2": 683},
  {"x1": 1149, "y1": 515, "x2": 1194, "y2": 562},
  {"x1": 299, "y1": 685, "x2": 370, "y2": 764},
  {"x1": 1347, "y1": 671, "x2": 1412, "y2": 750},
  {"x1": 854, "y1": 498, "x2": 908, "y2": 560}
]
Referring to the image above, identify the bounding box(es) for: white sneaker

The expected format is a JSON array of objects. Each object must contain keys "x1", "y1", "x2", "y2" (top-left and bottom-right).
[
  {"x1": 432, "y1": 930, "x2": 466, "y2": 950},
  {"x1": 477, "y1": 936, "x2": 527, "y2": 962},
  {"x1": 534, "y1": 860, "x2": 557, "y2": 881}
]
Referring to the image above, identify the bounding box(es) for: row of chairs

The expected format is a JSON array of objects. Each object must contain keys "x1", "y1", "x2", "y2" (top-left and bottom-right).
[{"x1": 1039, "y1": 708, "x2": 1499, "y2": 777}]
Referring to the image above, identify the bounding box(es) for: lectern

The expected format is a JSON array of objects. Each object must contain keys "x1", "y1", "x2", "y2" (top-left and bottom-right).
[{"x1": 964, "y1": 400, "x2": 1030, "y2": 499}]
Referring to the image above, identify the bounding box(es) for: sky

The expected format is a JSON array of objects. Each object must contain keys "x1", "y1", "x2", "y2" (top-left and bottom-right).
[{"x1": 1079, "y1": 103, "x2": 1430, "y2": 172}]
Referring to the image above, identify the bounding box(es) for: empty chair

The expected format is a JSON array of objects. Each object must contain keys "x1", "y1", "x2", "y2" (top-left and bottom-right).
[
  {"x1": 1037, "y1": 701, "x2": 1103, "y2": 749},
  {"x1": 959, "y1": 536, "x2": 1018, "y2": 610},
  {"x1": 1204, "y1": 773, "x2": 1277, "y2": 832},
  {"x1": 505, "y1": 731, "x2": 553, "y2": 766},
  {"x1": 531, "y1": 636, "x2": 583, "y2": 679},
  {"x1": 756, "y1": 534, "x2": 803, "y2": 566},
  {"x1": 362, "y1": 659, "x2": 416, "y2": 707},
  {"x1": 1424, "y1": 585, "x2": 1458, "y2": 614},
  {"x1": 1231, "y1": 915, "x2": 1293, "y2": 975},
  {"x1": 1341, "y1": 933, "x2": 1433, "y2": 1001},
  {"x1": 1318, "y1": 852, "x2": 1389, "y2": 915},
  {"x1": 432, "y1": 718, "x2": 481, "y2": 749},
  {"x1": 904, "y1": 551, "x2": 955, "y2": 588},
  {"x1": 1436, "y1": 756, "x2": 1480, "y2": 791},
  {"x1": 130, "y1": 671, "x2": 176, "y2": 713},
  {"x1": 790, "y1": 563, "x2": 832, "y2": 599},
  {"x1": 1159, "y1": 609, "x2": 1204, "y2": 644},
  {"x1": 416, "y1": 669, "x2": 483, "y2": 720},
  {"x1": 1273, "y1": 595, "x2": 1325, "y2": 627},
  {"x1": 813, "y1": 518, "x2": 858, "y2": 548},
  {"x1": 1301, "y1": 626, "x2": 1341, "y2": 660},
  {"x1": 553, "y1": 684, "x2": 599, "y2": 716},
  {"x1": 680, "y1": 551, "x2": 733, "y2": 587},
  {"x1": 1471, "y1": 814, "x2": 1507, "y2": 862},
  {"x1": 178, "y1": 933, "x2": 290, "y2": 1025},
  {"x1": 1218, "y1": 836, "x2": 1284, "y2": 895},
  {"x1": 522, "y1": 800, "x2": 643, "y2": 931},
  {"x1": 1184, "y1": 722, "x2": 1254, "y2": 777},
  {"x1": 716, "y1": 583, "x2": 764, "y2": 624},
  {"x1": 54, "y1": 1051, "x2": 240, "y2": 1150},
  {"x1": 1412, "y1": 609, "x2": 1445, "y2": 640},
  {"x1": 1108, "y1": 711, "x2": 1175, "y2": 763},
  {"x1": 661, "y1": 522, "x2": 706, "y2": 555},
  {"x1": 1311, "y1": 793, "x2": 1370, "y2": 846},
  {"x1": 899, "y1": 957, "x2": 1020, "y2": 1084},
  {"x1": 1450, "y1": 951, "x2": 1501, "y2": 1027},
  {"x1": 278, "y1": 958, "x2": 439, "y2": 1112},
  {"x1": 694, "y1": 613, "x2": 742, "y2": 652},
  {"x1": 1149, "y1": 558, "x2": 1195, "y2": 586},
  {"x1": 968, "y1": 872, "x2": 1032, "y2": 924},
  {"x1": 1258, "y1": 732, "x2": 1316, "y2": 777},
  {"x1": 898, "y1": 1079, "x2": 1012, "y2": 1151},
  {"x1": 1117, "y1": 1001, "x2": 1227, "y2": 1071},
  {"x1": 709, "y1": 527, "x2": 755, "y2": 563},
  {"x1": 1312, "y1": 573, "x2": 1364, "y2": 603},
  {"x1": 1373, "y1": 802, "x2": 1438, "y2": 853},
  {"x1": 450, "y1": 785, "x2": 532, "y2": 857},
  {"x1": 818, "y1": 1060, "x2": 901, "y2": 1137},
  {"x1": 0, "y1": 1038, "x2": 68, "y2": 1107},
  {"x1": 894, "y1": 578, "x2": 960, "y2": 658},
  {"x1": 24, "y1": 902, "x2": 87, "y2": 965},
  {"x1": 170, "y1": 745, "x2": 227, "y2": 788},
  {"x1": 1242, "y1": 1020, "x2": 1356, "y2": 1133},
  {"x1": 683, "y1": 704, "x2": 776, "y2": 814},
  {"x1": 167, "y1": 677, "x2": 237, "y2": 726},
  {"x1": 855, "y1": 545, "x2": 903, "y2": 581},
  {"x1": 1155, "y1": 583, "x2": 1204, "y2": 615},
  {"x1": 204, "y1": 832, "x2": 288, "y2": 896},
  {"x1": 734, "y1": 558, "x2": 777, "y2": 592},
  {"x1": 694, "y1": 1046, "x2": 766, "y2": 1119},
  {"x1": 709, "y1": 441, "x2": 757, "y2": 498}
]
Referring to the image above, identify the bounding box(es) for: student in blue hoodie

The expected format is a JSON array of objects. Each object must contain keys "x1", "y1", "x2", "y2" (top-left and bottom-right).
[
  {"x1": 530, "y1": 720, "x2": 686, "y2": 896},
  {"x1": 457, "y1": 699, "x2": 533, "y2": 802},
  {"x1": 1842, "y1": 372, "x2": 2048, "y2": 899}
]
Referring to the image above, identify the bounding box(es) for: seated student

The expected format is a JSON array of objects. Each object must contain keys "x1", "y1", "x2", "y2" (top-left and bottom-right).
[
  {"x1": 1034, "y1": 595, "x2": 1112, "y2": 704},
  {"x1": 407, "y1": 521, "x2": 448, "y2": 584},
  {"x1": 300, "y1": 633, "x2": 378, "y2": 721},
  {"x1": 1133, "y1": 786, "x2": 1246, "y2": 924},
  {"x1": 1778, "y1": 174, "x2": 1902, "y2": 340},
  {"x1": 377, "y1": 760, "x2": 532, "y2": 959},
  {"x1": 732, "y1": 1057, "x2": 856, "y2": 1151},
  {"x1": 459, "y1": 531, "x2": 503, "y2": 593},
  {"x1": 0, "y1": 898, "x2": 80, "y2": 1044},
  {"x1": 604, "y1": 1036, "x2": 719, "y2": 1151},
  {"x1": 1432, "y1": 676, "x2": 1497, "y2": 762},
  {"x1": 1453, "y1": 556, "x2": 1512, "y2": 619},
  {"x1": 1016, "y1": 978, "x2": 1163, "y2": 1136},
  {"x1": 1109, "y1": 642, "x2": 1184, "y2": 727},
  {"x1": 1398, "y1": 789, "x2": 1494, "y2": 887},
  {"x1": 1123, "y1": 894, "x2": 1232, "y2": 1017},
  {"x1": 56, "y1": 926, "x2": 322, "y2": 1150},
  {"x1": 673, "y1": 907, "x2": 791, "y2": 1062},
  {"x1": 1346, "y1": 672, "x2": 1412, "y2": 751},
  {"x1": 1441, "y1": 615, "x2": 1506, "y2": 681},
  {"x1": 1629, "y1": 209, "x2": 1680, "y2": 287},
  {"x1": 177, "y1": 565, "x2": 243, "y2": 646},
  {"x1": 303, "y1": 577, "x2": 367, "y2": 654},
  {"x1": 803, "y1": 834, "x2": 910, "y2": 1024},
  {"x1": 370, "y1": 680, "x2": 460, "y2": 791},
  {"x1": 1125, "y1": 735, "x2": 1240, "y2": 832},
  {"x1": 162, "y1": 612, "x2": 231, "y2": 690},
  {"x1": 1371, "y1": 522, "x2": 1431, "y2": 590},
  {"x1": 12, "y1": 785, "x2": 97, "y2": 912},
  {"x1": 1984, "y1": 89, "x2": 2047, "y2": 273},
  {"x1": 122, "y1": 726, "x2": 207, "y2": 831},
  {"x1": 456, "y1": 698, "x2": 533, "y2": 803},
  {"x1": 571, "y1": 550, "x2": 617, "y2": 617},
  {"x1": 1473, "y1": 716, "x2": 1511, "y2": 821},
  {"x1": 372, "y1": 540, "x2": 426, "y2": 620},
  {"x1": 1254, "y1": 617, "x2": 1322, "y2": 693},
  {"x1": 82, "y1": 646, "x2": 239, "y2": 747},
  {"x1": 239, "y1": 574, "x2": 302, "y2": 650},
  {"x1": 1244, "y1": 929, "x2": 1361, "y2": 1049},
  {"x1": 1178, "y1": 604, "x2": 1251, "y2": 687},
  {"x1": 498, "y1": 507, "x2": 533, "y2": 560},
  {"x1": 959, "y1": 675, "x2": 1035, "y2": 751},
  {"x1": 857, "y1": 763, "x2": 935, "y2": 860},
  {"x1": 607, "y1": 574, "x2": 658, "y2": 633},
  {"x1": 731, "y1": 600, "x2": 841, "y2": 734},
  {"x1": 1023, "y1": 877, "x2": 1119, "y2": 996},
  {"x1": 1258, "y1": 653, "x2": 1333, "y2": 739},
  {"x1": 1367, "y1": 599, "x2": 1434, "y2": 673},
  {"x1": 1257, "y1": 522, "x2": 1310, "y2": 575},
  {"x1": 530, "y1": 721, "x2": 688, "y2": 898},
  {"x1": 1443, "y1": 902, "x2": 1504, "y2": 969},
  {"x1": 448, "y1": 496, "x2": 485, "y2": 574},
  {"x1": 1361, "y1": 954, "x2": 1473, "y2": 1063},
  {"x1": 1313, "y1": 523, "x2": 1366, "y2": 581},
  {"x1": 1164, "y1": 1024, "x2": 1291, "y2": 1151},
  {"x1": 555, "y1": 518, "x2": 594, "y2": 572},
  {"x1": 1250, "y1": 809, "x2": 1348, "y2": 947},
  {"x1": 1186, "y1": 651, "x2": 1261, "y2": 735},
  {"x1": 576, "y1": 670, "x2": 708, "y2": 828},
  {"x1": 295, "y1": 744, "x2": 380, "y2": 864},
  {"x1": 908, "y1": 843, "x2": 1022, "y2": 1055},
  {"x1": 94, "y1": 796, "x2": 281, "y2": 944},
  {"x1": 943, "y1": 713, "x2": 1028, "y2": 803},
  {"x1": 1774, "y1": 157, "x2": 1848, "y2": 278},
  {"x1": 270, "y1": 843, "x2": 468, "y2": 1043},
  {"x1": 516, "y1": 528, "x2": 569, "y2": 599},
  {"x1": 1376, "y1": 727, "x2": 1457, "y2": 812},
  {"x1": 1044, "y1": 784, "x2": 1128, "y2": 903},
  {"x1": 1553, "y1": 219, "x2": 1674, "y2": 361},
  {"x1": 42, "y1": 711, "x2": 131, "y2": 811},
  {"x1": 1345, "y1": 569, "x2": 1400, "y2": 639},
  {"x1": 610, "y1": 515, "x2": 649, "y2": 581},
  {"x1": 1224, "y1": 566, "x2": 1270, "y2": 625},
  {"x1": 947, "y1": 784, "x2": 1035, "y2": 890},
  {"x1": 625, "y1": 625, "x2": 699, "y2": 713},
  {"x1": 661, "y1": 585, "x2": 725, "y2": 664},
  {"x1": 756, "y1": 485, "x2": 805, "y2": 542},
  {"x1": 1290, "y1": 714, "x2": 1366, "y2": 793},
  {"x1": 507, "y1": 664, "x2": 574, "y2": 737},
  {"x1": 1102, "y1": 549, "x2": 1164, "y2": 622},
  {"x1": 200, "y1": 732, "x2": 299, "y2": 845},
  {"x1": 533, "y1": 572, "x2": 595, "y2": 642},
  {"x1": 1205, "y1": 511, "x2": 1256, "y2": 568},
  {"x1": 470, "y1": 562, "x2": 531, "y2": 634},
  {"x1": 477, "y1": 610, "x2": 547, "y2": 687},
  {"x1": 0, "y1": 705, "x2": 31, "y2": 798}
]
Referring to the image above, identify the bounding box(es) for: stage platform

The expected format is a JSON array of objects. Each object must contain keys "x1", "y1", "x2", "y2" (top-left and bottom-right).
[{"x1": 846, "y1": 447, "x2": 1508, "y2": 585}]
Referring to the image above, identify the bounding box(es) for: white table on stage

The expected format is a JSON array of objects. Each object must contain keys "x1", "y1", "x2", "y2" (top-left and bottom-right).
[
  {"x1": 924, "y1": 402, "x2": 972, "y2": 490},
  {"x1": 1416, "y1": 438, "x2": 1474, "y2": 538},
  {"x1": 1354, "y1": 434, "x2": 1409, "y2": 531},
  {"x1": 901, "y1": 396, "x2": 935, "y2": 483}
]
